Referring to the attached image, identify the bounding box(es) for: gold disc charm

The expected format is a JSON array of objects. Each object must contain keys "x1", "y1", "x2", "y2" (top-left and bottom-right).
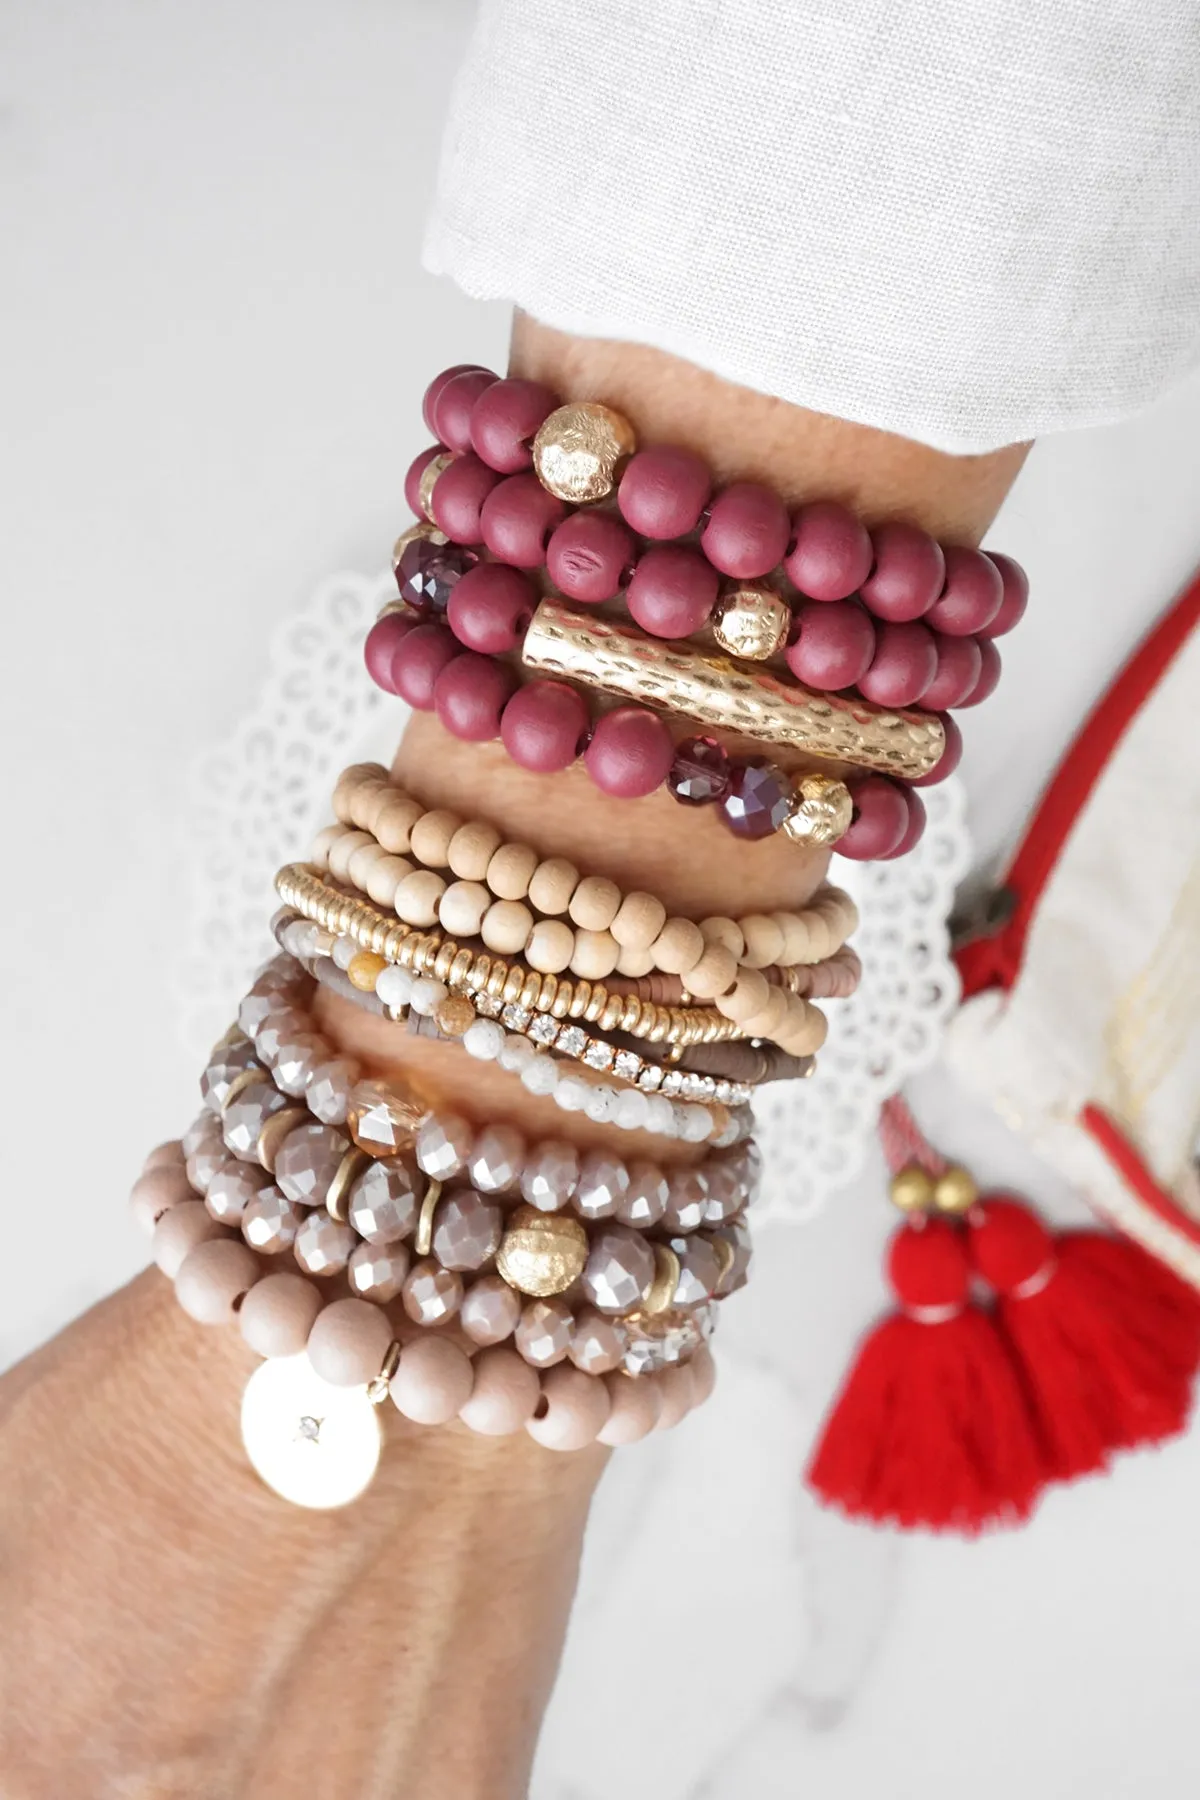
[{"x1": 240, "y1": 1355, "x2": 382, "y2": 1510}]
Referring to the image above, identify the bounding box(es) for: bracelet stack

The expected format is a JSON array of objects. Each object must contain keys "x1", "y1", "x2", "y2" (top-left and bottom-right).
[{"x1": 361, "y1": 363, "x2": 1029, "y2": 860}]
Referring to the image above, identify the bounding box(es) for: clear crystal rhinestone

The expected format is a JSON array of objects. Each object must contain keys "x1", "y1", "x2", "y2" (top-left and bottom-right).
[
  {"x1": 432, "y1": 1187, "x2": 503, "y2": 1271},
  {"x1": 529, "y1": 1014, "x2": 560, "y2": 1046},
  {"x1": 660, "y1": 1071, "x2": 683, "y2": 1097},
  {"x1": 715, "y1": 1081, "x2": 734, "y2": 1105},
  {"x1": 583, "y1": 1041, "x2": 614, "y2": 1071},
  {"x1": 502, "y1": 1003, "x2": 532, "y2": 1030},
  {"x1": 557, "y1": 1026, "x2": 587, "y2": 1058},
  {"x1": 637, "y1": 1066, "x2": 664, "y2": 1092},
  {"x1": 681, "y1": 1074, "x2": 708, "y2": 1100},
  {"x1": 613, "y1": 1051, "x2": 641, "y2": 1081},
  {"x1": 346, "y1": 1157, "x2": 421, "y2": 1244},
  {"x1": 733, "y1": 1084, "x2": 752, "y2": 1105},
  {"x1": 474, "y1": 993, "x2": 503, "y2": 1018}
]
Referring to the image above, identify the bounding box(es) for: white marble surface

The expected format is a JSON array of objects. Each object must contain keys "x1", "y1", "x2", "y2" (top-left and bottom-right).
[{"x1": 5, "y1": 4, "x2": 1200, "y2": 1794}]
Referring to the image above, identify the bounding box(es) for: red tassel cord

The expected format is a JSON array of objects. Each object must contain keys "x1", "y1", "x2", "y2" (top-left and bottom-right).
[{"x1": 807, "y1": 1216, "x2": 1047, "y2": 1533}]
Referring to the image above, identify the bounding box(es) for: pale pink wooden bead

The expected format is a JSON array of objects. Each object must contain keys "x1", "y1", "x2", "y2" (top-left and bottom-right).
[
  {"x1": 390, "y1": 1336, "x2": 475, "y2": 1425},
  {"x1": 527, "y1": 856, "x2": 580, "y2": 916},
  {"x1": 374, "y1": 794, "x2": 423, "y2": 855},
  {"x1": 568, "y1": 875, "x2": 621, "y2": 932},
  {"x1": 347, "y1": 840, "x2": 392, "y2": 889},
  {"x1": 741, "y1": 984, "x2": 790, "y2": 1039},
  {"x1": 615, "y1": 942, "x2": 655, "y2": 978},
  {"x1": 238, "y1": 1271, "x2": 324, "y2": 1358},
  {"x1": 447, "y1": 820, "x2": 503, "y2": 881},
  {"x1": 458, "y1": 1347, "x2": 541, "y2": 1435},
  {"x1": 597, "y1": 1372, "x2": 663, "y2": 1445},
  {"x1": 409, "y1": 809, "x2": 462, "y2": 868},
  {"x1": 333, "y1": 762, "x2": 387, "y2": 821},
  {"x1": 365, "y1": 855, "x2": 414, "y2": 908},
  {"x1": 487, "y1": 841, "x2": 540, "y2": 900},
  {"x1": 569, "y1": 929, "x2": 620, "y2": 980},
  {"x1": 654, "y1": 1362, "x2": 697, "y2": 1429},
  {"x1": 526, "y1": 919, "x2": 576, "y2": 974},
  {"x1": 609, "y1": 891, "x2": 666, "y2": 951},
  {"x1": 143, "y1": 1140, "x2": 185, "y2": 1173},
  {"x1": 682, "y1": 943, "x2": 738, "y2": 999},
  {"x1": 175, "y1": 1238, "x2": 260, "y2": 1325},
  {"x1": 715, "y1": 967, "x2": 769, "y2": 1023},
  {"x1": 327, "y1": 829, "x2": 374, "y2": 881},
  {"x1": 773, "y1": 912, "x2": 816, "y2": 964},
  {"x1": 438, "y1": 880, "x2": 491, "y2": 938},
  {"x1": 152, "y1": 1202, "x2": 229, "y2": 1277},
  {"x1": 310, "y1": 823, "x2": 343, "y2": 870},
  {"x1": 352, "y1": 780, "x2": 399, "y2": 834},
  {"x1": 306, "y1": 1296, "x2": 394, "y2": 1387},
  {"x1": 738, "y1": 914, "x2": 786, "y2": 969},
  {"x1": 651, "y1": 917, "x2": 705, "y2": 976},
  {"x1": 689, "y1": 1345, "x2": 718, "y2": 1408},
  {"x1": 699, "y1": 915, "x2": 745, "y2": 959},
  {"x1": 481, "y1": 899, "x2": 534, "y2": 955},
  {"x1": 394, "y1": 870, "x2": 446, "y2": 926},
  {"x1": 526, "y1": 1364, "x2": 611, "y2": 1451},
  {"x1": 130, "y1": 1165, "x2": 194, "y2": 1235}
]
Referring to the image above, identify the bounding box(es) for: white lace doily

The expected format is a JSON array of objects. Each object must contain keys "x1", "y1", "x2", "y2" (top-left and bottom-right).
[{"x1": 176, "y1": 570, "x2": 971, "y2": 1224}]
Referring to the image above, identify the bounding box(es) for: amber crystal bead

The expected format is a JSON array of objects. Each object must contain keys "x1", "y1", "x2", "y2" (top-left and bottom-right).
[{"x1": 347, "y1": 1081, "x2": 426, "y2": 1156}]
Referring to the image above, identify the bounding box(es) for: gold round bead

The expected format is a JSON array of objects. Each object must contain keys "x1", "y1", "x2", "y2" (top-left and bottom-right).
[
  {"x1": 391, "y1": 519, "x2": 446, "y2": 572},
  {"x1": 889, "y1": 1164, "x2": 936, "y2": 1215},
  {"x1": 495, "y1": 1204, "x2": 589, "y2": 1297},
  {"x1": 532, "y1": 402, "x2": 637, "y2": 503},
  {"x1": 417, "y1": 452, "x2": 455, "y2": 523},
  {"x1": 433, "y1": 993, "x2": 476, "y2": 1038},
  {"x1": 782, "y1": 773, "x2": 855, "y2": 848},
  {"x1": 346, "y1": 951, "x2": 387, "y2": 993},
  {"x1": 711, "y1": 585, "x2": 791, "y2": 661},
  {"x1": 932, "y1": 1165, "x2": 979, "y2": 1216}
]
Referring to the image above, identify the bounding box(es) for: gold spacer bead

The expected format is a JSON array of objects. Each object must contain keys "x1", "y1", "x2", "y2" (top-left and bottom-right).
[
  {"x1": 782, "y1": 773, "x2": 855, "y2": 848},
  {"x1": 219, "y1": 1068, "x2": 264, "y2": 1115},
  {"x1": 531, "y1": 401, "x2": 637, "y2": 504},
  {"x1": 414, "y1": 1179, "x2": 444, "y2": 1257},
  {"x1": 890, "y1": 1164, "x2": 936, "y2": 1215},
  {"x1": 417, "y1": 452, "x2": 454, "y2": 523},
  {"x1": 711, "y1": 584, "x2": 791, "y2": 661},
  {"x1": 495, "y1": 1205, "x2": 589, "y2": 1297},
  {"x1": 325, "y1": 1147, "x2": 371, "y2": 1222},
  {"x1": 642, "y1": 1243, "x2": 682, "y2": 1315},
  {"x1": 932, "y1": 1165, "x2": 979, "y2": 1216},
  {"x1": 347, "y1": 950, "x2": 387, "y2": 993},
  {"x1": 257, "y1": 1106, "x2": 307, "y2": 1174},
  {"x1": 535, "y1": 974, "x2": 558, "y2": 1014},
  {"x1": 521, "y1": 971, "x2": 542, "y2": 1011}
]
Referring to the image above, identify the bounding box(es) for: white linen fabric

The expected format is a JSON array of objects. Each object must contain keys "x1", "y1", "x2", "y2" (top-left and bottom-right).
[{"x1": 424, "y1": 0, "x2": 1200, "y2": 453}]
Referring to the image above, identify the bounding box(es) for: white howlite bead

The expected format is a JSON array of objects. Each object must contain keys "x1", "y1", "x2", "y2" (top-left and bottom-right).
[
  {"x1": 677, "y1": 1104, "x2": 713, "y2": 1143},
  {"x1": 519, "y1": 1056, "x2": 560, "y2": 1096},
  {"x1": 644, "y1": 1095, "x2": 676, "y2": 1137},
  {"x1": 613, "y1": 1090, "x2": 650, "y2": 1131},
  {"x1": 713, "y1": 1115, "x2": 740, "y2": 1148},
  {"x1": 463, "y1": 1020, "x2": 505, "y2": 1061},
  {"x1": 410, "y1": 977, "x2": 449, "y2": 1017},
  {"x1": 498, "y1": 1033, "x2": 536, "y2": 1073},
  {"x1": 585, "y1": 1086, "x2": 619, "y2": 1125},
  {"x1": 375, "y1": 964, "x2": 415, "y2": 1010},
  {"x1": 332, "y1": 935, "x2": 360, "y2": 971},
  {"x1": 555, "y1": 1077, "x2": 590, "y2": 1113}
]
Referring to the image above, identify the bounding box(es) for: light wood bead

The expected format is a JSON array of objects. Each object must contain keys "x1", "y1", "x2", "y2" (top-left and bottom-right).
[
  {"x1": 681, "y1": 943, "x2": 738, "y2": 1000},
  {"x1": 481, "y1": 899, "x2": 534, "y2": 955},
  {"x1": 309, "y1": 823, "x2": 344, "y2": 871},
  {"x1": 447, "y1": 820, "x2": 503, "y2": 882},
  {"x1": 487, "y1": 842, "x2": 540, "y2": 901},
  {"x1": 740, "y1": 984, "x2": 790, "y2": 1040},
  {"x1": 346, "y1": 840, "x2": 393, "y2": 889},
  {"x1": 333, "y1": 763, "x2": 386, "y2": 823},
  {"x1": 352, "y1": 780, "x2": 398, "y2": 834},
  {"x1": 798, "y1": 913, "x2": 834, "y2": 964},
  {"x1": 373, "y1": 794, "x2": 423, "y2": 855},
  {"x1": 715, "y1": 967, "x2": 770, "y2": 1024},
  {"x1": 409, "y1": 809, "x2": 462, "y2": 868},
  {"x1": 778, "y1": 997, "x2": 829, "y2": 1055},
  {"x1": 699, "y1": 916, "x2": 745, "y2": 960},
  {"x1": 327, "y1": 829, "x2": 374, "y2": 882},
  {"x1": 650, "y1": 917, "x2": 705, "y2": 977},
  {"x1": 569, "y1": 929, "x2": 620, "y2": 981},
  {"x1": 738, "y1": 913, "x2": 786, "y2": 970},
  {"x1": 438, "y1": 880, "x2": 491, "y2": 939},
  {"x1": 527, "y1": 857, "x2": 580, "y2": 917},
  {"x1": 526, "y1": 919, "x2": 576, "y2": 974},
  {"x1": 615, "y1": 942, "x2": 655, "y2": 979},
  {"x1": 813, "y1": 890, "x2": 857, "y2": 942},
  {"x1": 394, "y1": 869, "x2": 447, "y2": 927},
  {"x1": 567, "y1": 876, "x2": 621, "y2": 932},
  {"x1": 610, "y1": 891, "x2": 667, "y2": 950},
  {"x1": 772, "y1": 912, "x2": 816, "y2": 965},
  {"x1": 365, "y1": 855, "x2": 414, "y2": 908}
]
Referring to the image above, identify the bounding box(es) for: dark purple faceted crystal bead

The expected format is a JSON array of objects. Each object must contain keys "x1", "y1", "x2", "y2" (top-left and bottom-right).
[
  {"x1": 396, "y1": 538, "x2": 478, "y2": 615},
  {"x1": 667, "y1": 736, "x2": 732, "y2": 806},
  {"x1": 721, "y1": 760, "x2": 791, "y2": 839}
]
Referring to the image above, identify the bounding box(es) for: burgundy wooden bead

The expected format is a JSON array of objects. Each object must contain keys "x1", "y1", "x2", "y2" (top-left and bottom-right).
[
  {"x1": 958, "y1": 637, "x2": 1002, "y2": 707},
  {"x1": 480, "y1": 474, "x2": 568, "y2": 569},
  {"x1": 912, "y1": 712, "x2": 963, "y2": 786},
  {"x1": 626, "y1": 545, "x2": 719, "y2": 639},
  {"x1": 584, "y1": 706, "x2": 675, "y2": 798},
  {"x1": 881, "y1": 787, "x2": 927, "y2": 858},
  {"x1": 546, "y1": 511, "x2": 636, "y2": 603},
  {"x1": 469, "y1": 378, "x2": 559, "y2": 474},
  {"x1": 391, "y1": 622, "x2": 462, "y2": 710},
  {"x1": 785, "y1": 500, "x2": 874, "y2": 601},
  {"x1": 431, "y1": 369, "x2": 499, "y2": 454},
  {"x1": 860, "y1": 522, "x2": 945, "y2": 622},
  {"x1": 925, "y1": 546, "x2": 1003, "y2": 637},
  {"x1": 501, "y1": 680, "x2": 591, "y2": 773},
  {"x1": 921, "y1": 632, "x2": 983, "y2": 711},
  {"x1": 785, "y1": 600, "x2": 876, "y2": 690},
  {"x1": 983, "y1": 552, "x2": 1030, "y2": 636},
  {"x1": 447, "y1": 562, "x2": 537, "y2": 654},
  {"x1": 405, "y1": 444, "x2": 445, "y2": 518},
  {"x1": 837, "y1": 777, "x2": 909, "y2": 859},
  {"x1": 617, "y1": 446, "x2": 712, "y2": 539},
  {"x1": 363, "y1": 612, "x2": 415, "y2": 695},
  {"x1": 430, "y1": 452, "x2": 501, "y2": 544},
  {"x1": 433, "y1": 652, "x2": 515, "y2": 742},
  {"x1": 422, "y1": 364, "x2": 494, "y2": 437},
  {"x1": 701, "y1": 482, "x2": 791, "y2": 579},
  {"x1": 857, "y1": 620, "x2": 938, "y2": 707}
]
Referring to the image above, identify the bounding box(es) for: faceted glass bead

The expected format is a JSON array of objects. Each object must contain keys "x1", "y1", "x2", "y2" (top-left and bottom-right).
[
  {"x1": 623, "y1": 1309, "x2": 703, "y2": 1376},
  {"x1": 720, "y1": 761, "x2": 792, "y2": 839},
  {"x1": 272, "y1": 1033, "x2": 327, "y2": 1098},
  {"x1": 432, "y1": 1187, "x2": 503, "y2": 1271},
  {"x1": 667, "y1": 736, "x2": 732, "y2": 806},
  {"x1": 415, "y1": 1112, "x2": 474, "y2": 1181},
  {"x1": 702, "y1": 1160, "x2": 746, "y2": 1225},
  {"x1": 347, "y1": 1081, "x2": 425, "y2": 1156},
  {"x1": 519, "y1": 1140, "x2": 580, "y2": 1213},
  {"x1": 183, "y1": 1109, "x2": 223, "y2": 1159},
  {"x1": 401, "y1": 1259, "x2": 463, "y2": 1325},
  {"x1": 186, "y1": 1143, "x2": 232, "y2": 1195},
  {"x1": 663, "y1": 1169, "x2": 710, "y2": 1235},
  {"x1": 396, "y1": 537, "x2": 478, "y2": 614},
  {"x1": 242, "y1": 1185, "x2": 305, "y2": 1253},
  {"x1": 467, "y1": 1125, "x2": 525, "y2": 1194},
  {"x1": 222, "y1": 1082, "x2": 288, "y2": 1162},
  {"x1": 346, "y1": 1157, "x2": 422, "y2": 1245},
  {"x1": 307, "y1": 1058, "x2": 360, "y2": 1126},
  {"x1": 669, "y1": 1235, "x2": 722, "y2": 1306},
  {"x1": 582, "y1": 1227, "x2": 656, "y2": 1315},
  {"x1": 200, "y1": 1039, "x2": 262, "y2": 1114},
  {"x1": 274, "y1": 1122, "x2": 351, "y2": 1208},
  {"x1": 293, "y1": 1211, "x2": 356, "y2": 1277},
  {"x1": 514, "y1": 1298, "x2": 573, "y2": 1368},
  {"x1": 348, "y1": 1240, "x2": 411, "y2": 1302},
  {"x1": 568, "y1": 1309, "x2": 627, "y2": 1375},
  {"x1": 255, "y1": 1009, "x2": 307, "y2": 1068},
  {"x1": 616, "y1": 1162, "x2": 669, "y2": 1228},
  {"x1": 205, "y1": 1161, "x2": 270, "y2": 1225},
  {"x1": 460, "y1": 1274, "x2": 522, "y2": 1346},
  {"x1": 237, "y1": 979, "x2": 302, "y2": 1039},
  {"x1": 714, "y1": 1218, "x2": 753, "y2": 1294},
  {"x1": 573, "y1": 1150, "x2": 630, "y2": 1221}
]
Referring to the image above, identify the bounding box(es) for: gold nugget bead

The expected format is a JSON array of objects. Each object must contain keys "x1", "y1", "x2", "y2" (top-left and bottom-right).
[
  {"x1": 532, "y1": 402, "x2": 638, "y2": 504},
  {"x1": 495, "y1": 1205, "x2": 590, "y2": 1297},
  {"x1": 712, "y1": 585, "x2": 791, "y2": 661},
  {"x1": 782, "y1": 773, "x2": 855, "y2": 847}
]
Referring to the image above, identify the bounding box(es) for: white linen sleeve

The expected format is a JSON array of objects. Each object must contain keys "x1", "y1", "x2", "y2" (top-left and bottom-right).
[{"x1": 423, "y1": 0, "x2": 1200, "y2": 454}]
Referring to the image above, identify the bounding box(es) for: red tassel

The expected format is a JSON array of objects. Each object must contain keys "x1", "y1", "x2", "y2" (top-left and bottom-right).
[
  {"x1": 807, "y1": 1217, "x2": 1047, "y2": 1533},
  {"x1": 967, "y1": 1196, "x2": 1200, "y2": 1479}
]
